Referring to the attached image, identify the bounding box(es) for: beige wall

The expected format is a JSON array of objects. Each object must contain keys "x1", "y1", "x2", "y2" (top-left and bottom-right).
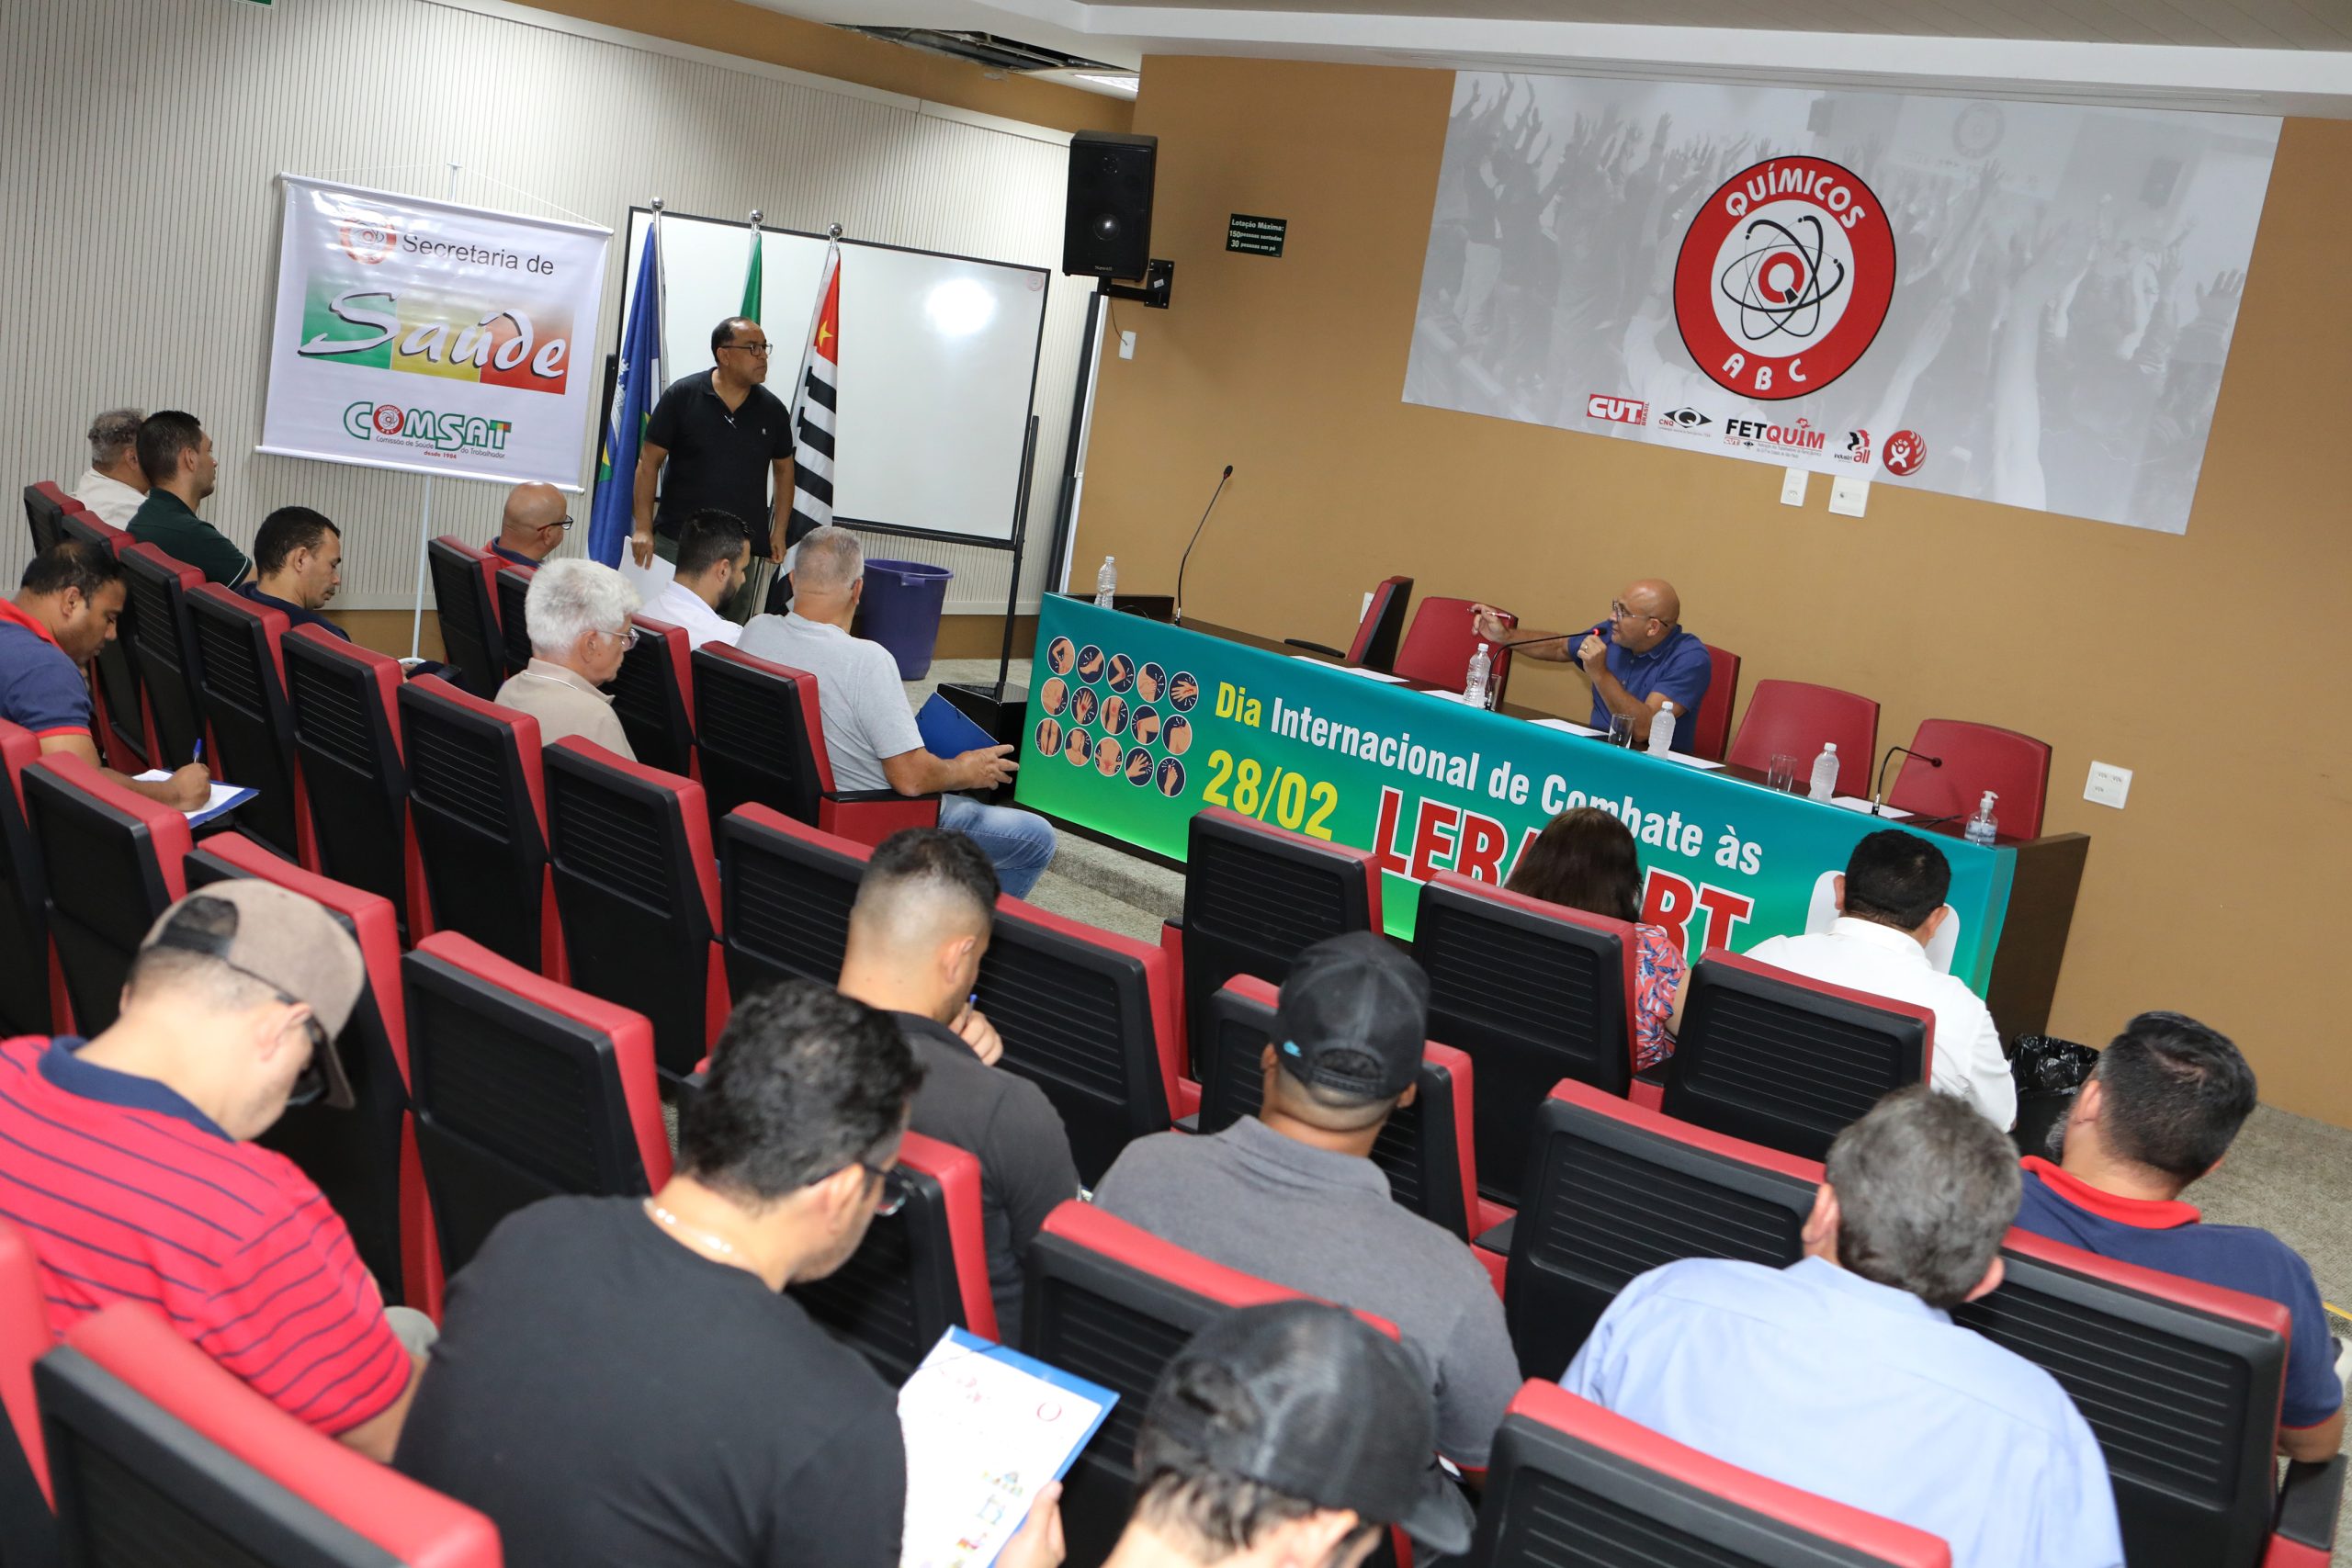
[{"x1": 1078, "y1": 56, "x2": 2352, "y2": 1127}]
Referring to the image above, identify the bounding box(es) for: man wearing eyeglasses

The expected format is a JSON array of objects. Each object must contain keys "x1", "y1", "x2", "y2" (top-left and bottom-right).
[
  {"x1": 487, "y1": 481, "x2": 573, "y2": 566},
  {"x1": 0, "y1": 884, "x2": 428, "y2": 1460},
  {"x1": 492, "y1": 557, "x2": 641, "y2": 760},
  {"x1": 1472, "y1": 578, "x2": 1712, "y2": 751},
  {"x1": 630, "y1": 317, "x2": 793, "y2": 589}
]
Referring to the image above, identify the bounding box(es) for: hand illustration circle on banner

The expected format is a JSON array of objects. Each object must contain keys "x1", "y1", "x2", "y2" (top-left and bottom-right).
[{"x1": 1675, "y1": 156, "x2": 1895, "y2": 402}]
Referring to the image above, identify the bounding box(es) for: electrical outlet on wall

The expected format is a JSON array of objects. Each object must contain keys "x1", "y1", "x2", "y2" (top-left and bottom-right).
[
  {"x1": 1780, "y1": 468, "x2": 1809, "y2": 506},
  {"x1": 2085, "y1": 761, "x2": 2132, "y2": 808},
  {"x1": 1118, "y1": 330, "x2": 1136, "y2": 360}
]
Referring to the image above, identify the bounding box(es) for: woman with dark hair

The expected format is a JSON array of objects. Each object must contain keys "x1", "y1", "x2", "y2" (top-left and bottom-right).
[{"x1": 1505, "y1": 806, "x2": 1687, "y2": 1068}]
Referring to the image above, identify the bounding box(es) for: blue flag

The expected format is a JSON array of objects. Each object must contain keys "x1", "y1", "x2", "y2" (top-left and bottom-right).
[{"x1": 589, "y1": 228, "x2": 662, "y2": 566}]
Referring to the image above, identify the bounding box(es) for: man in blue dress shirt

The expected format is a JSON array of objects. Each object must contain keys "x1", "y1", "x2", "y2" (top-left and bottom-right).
[
  {"x1": 1564, "y1": 1088, "x2": 2123, "y2": 1568},
  {"x1": 1474, "y1": 578, "x2": 1711, "y2": 750}
]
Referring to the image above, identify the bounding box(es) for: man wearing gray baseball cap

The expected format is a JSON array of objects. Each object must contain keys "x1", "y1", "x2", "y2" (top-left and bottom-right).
[
  {"x1": 1104, "y1": 1300, "x2": 1477, "y2": 1565},
  {"x1": 1093, "y1": 932, "x2": 1520, "y2": 1473},
  {"x1": 0, "y1": 883, "x2": 426, "y2": 1460}
]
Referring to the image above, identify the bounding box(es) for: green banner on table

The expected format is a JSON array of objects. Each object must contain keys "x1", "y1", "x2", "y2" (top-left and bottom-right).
[{"x1": 1016, "y1": 596, "x2": 2016, "y2": 990}]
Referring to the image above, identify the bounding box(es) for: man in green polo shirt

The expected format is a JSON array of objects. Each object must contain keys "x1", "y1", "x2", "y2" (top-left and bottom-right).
[{"x1": 128, "y1": 411, "x2": 250, "y2": 587}]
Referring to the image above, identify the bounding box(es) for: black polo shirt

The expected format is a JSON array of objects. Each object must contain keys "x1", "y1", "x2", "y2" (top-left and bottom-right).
[{"x1": 643, "y1": 371, "x2": 791, "y2": 538}]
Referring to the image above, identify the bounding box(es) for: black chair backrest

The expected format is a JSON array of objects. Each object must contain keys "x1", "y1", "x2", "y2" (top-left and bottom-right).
[
  {"x1": 543, "y1": 742, "x2": 717, "y2": 1085},
  {"x1": 1506, "y1": 1085, "x2": 1818, "y2": 1382},
  {"x1": 1952, "y1": 1235, "x2": 2290, "y2": 1568},
  {"x1": 182, "y1": 845, "x2": 411, "y2": 1307},
  {"x1": 185, "y1": 590, "x2": 301, "y2": 860},
  {"x1": 0, "y1": 734, "x2": 51, "y2": 1036},
  {"x1": 609, "y1": 618, "x2": 696, "y2": 778},
  {"x1": 401, "y1": 943, "x2": 657, "y2": 1279},
  {"x1": 20, "y1": 486, "x2": 63, "y2": 558},
  {"x1": 282, "y1": 631, "x2": 410, "y2": 935},
  {"x1": 425, "y1": 538, "x2": 502, "y2": 697},
  {"x1": 716, "y1": 804, "x2": 867, "y2": 997},
  {"x1": 1198, "y1": 976, "x2": 1473, "y2": 1238},
  {"x1": 975, "y1": 903, "x2": 1172, "y2": 1189},
  {"x1": 118, "y1": 546, "x2": 204, "y2": 770},
  {"x1": 1664, "y1": 955, "x2": 1932, "y2": 1163},
  {"x1": 492, "y1": 561, "x2": 533, "y2": 680},
  {"x1": 691, "y1": 645, "x2": 826, "y2": 832},
  {"x1": 788, "y1": 1134, "x2": 983, "y2": 1387},
  {"x1": 53, "y1": 512, "x2": 148, "y2": 773},
  {"x1": 1355, "y1": 574, "x2": 1413, "y2": 671},
  {"x1": 21, "y1": 766, "x2": 182, "y2": 1037},
  {"x1": 398, "y1": 677, "x2": 548, "y2": 973},
  {"x1": 1179, "y1": 807, "x2": 1378, "y2": 1075},
  {"x1": 1416, "y1": 873, "x2": 1634, "y2": 1207}
]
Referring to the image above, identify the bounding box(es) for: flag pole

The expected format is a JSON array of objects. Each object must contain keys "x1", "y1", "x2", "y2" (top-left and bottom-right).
[
  {"x1": 650, "y1": 197, "x2": 670, "y2": 392},
  {"x1": 410, "y1": 159, "x2": 461, "y2": 661},
  {"x1": 743, "y1": 209, "x2": 763, "y2": 323}
]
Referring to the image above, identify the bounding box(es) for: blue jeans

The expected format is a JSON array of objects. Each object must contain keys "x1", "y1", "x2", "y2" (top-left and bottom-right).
[{"x1": 938, "y1": 793, "x2": 1057, "y2": 900}]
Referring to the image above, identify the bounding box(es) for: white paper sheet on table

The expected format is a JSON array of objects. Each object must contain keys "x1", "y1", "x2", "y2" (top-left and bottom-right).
[
  {"x1": 1657, "y1": 751, "x2": 1727, "y2": 771},
  {"x1": 1291, "y1": 657, "x2": 1408, "y2": 683},
  {"x1": 1531, "y1": 717, "x2": 1604, "y2": 737},
  {"x1": 899, "y1": 1328, "x2": 1116, "y2": 1568},
  {"x1": 132, "y1": 771, "x2": 258, "y2": 827},
  {"x1": 1827, "y1": 795, "x2": 1912, "y2": 818}
]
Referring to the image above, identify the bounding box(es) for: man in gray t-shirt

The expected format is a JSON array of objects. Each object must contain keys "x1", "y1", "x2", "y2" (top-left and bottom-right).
[
  {"x1": 1091, "y1": 934, "x2": 1521, "y2": 1469},
  {"x1": 736, "y1": 526, "x2": 1056, "y2": 897}
]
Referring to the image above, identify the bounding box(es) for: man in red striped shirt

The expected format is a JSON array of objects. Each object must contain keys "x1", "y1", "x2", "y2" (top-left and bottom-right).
[{"x1": 0, "y1": 882, "x2": 423, "y2": 1459}]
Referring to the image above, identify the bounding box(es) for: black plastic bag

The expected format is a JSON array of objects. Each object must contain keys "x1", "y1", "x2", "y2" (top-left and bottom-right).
[{"x1": 2013, "y1": 1034, "x2": 2099, "y2": 1093}]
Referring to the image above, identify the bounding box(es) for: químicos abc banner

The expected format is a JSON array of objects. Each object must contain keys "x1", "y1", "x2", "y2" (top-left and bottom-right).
[{"x1": 260, "y1": 174, "x2": 612, "y2": 488}]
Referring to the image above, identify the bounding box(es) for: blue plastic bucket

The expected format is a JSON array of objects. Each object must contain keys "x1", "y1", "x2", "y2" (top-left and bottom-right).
[{"x1": 859, "y1": 558, "x2": 956, "y2": 680}]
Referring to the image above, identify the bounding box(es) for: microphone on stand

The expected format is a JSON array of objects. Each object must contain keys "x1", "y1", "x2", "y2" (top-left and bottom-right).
[
  {"x1": 1170, "y1": 464, "x2": 1234, "y2": 626},
  {"x1": 1872, "y1": 745, "x2": 1942, "y2": 817}
]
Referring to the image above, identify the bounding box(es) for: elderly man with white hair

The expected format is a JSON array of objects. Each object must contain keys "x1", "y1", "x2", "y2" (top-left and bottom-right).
[
  {"x1": 71, "y1": 408, "x2": 151, "y2": 526},
  {"x1": 740, "y1": 526, "x2": 1056, "y2": 897},
  {"x1": 493, "y1": 557, "x2": 640, "y2": 759}
]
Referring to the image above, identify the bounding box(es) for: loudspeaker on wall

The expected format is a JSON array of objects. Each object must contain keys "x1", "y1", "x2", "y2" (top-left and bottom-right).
[{"x1": 1063, "y1": 130, "x2": 1158, "y2": 281}]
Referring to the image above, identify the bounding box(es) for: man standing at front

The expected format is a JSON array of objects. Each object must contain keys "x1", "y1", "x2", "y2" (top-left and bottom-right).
[
  {"x1": 630, "y1": 318, "x2": 792, "y2": 618},
  {"x1": 1474, "y1": 579, "x2": 1710, "y2": 749},
  {"x1": 128, "y1": 411, "x2": 250, "y2": 587}
]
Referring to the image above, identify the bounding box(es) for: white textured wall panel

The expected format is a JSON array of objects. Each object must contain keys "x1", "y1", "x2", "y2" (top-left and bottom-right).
[{"x1": 0, "y1": 0, "x2": 1085, "y2": 615}]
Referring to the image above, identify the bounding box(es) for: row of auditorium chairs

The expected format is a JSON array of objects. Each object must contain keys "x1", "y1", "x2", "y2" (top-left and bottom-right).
[{"x1": 1294, "y1": 574, "x2": 2052, "y2": 828}]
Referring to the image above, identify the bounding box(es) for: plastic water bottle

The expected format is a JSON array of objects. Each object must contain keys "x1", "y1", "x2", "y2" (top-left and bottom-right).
[
  {"x1": 1807, "y1": 741, "x2": 1839, "y2": 802},
  {"x1": 1464, "y1": 642, "x2": 1491, "y2": 708},
  {"x1": 1646, "y1": 701, "x2": 1678, "y2": 755},
  {"x1": 1094, "y1": 556, "x2": 1117, "y2": 608},
  {"x1": 1965, "y1": 790, "x2": 2000, "y2": 846}
]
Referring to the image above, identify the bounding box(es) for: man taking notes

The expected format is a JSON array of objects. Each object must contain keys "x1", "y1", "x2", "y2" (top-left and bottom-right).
[{"x1": 1475, "y1": 578, "x2": 1709, "y2": 749}]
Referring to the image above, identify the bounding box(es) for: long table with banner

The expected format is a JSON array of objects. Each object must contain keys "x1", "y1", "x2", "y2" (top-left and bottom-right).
[{"x1": 1013, "y1": 594, "x2": 2089, "y2": 1042}]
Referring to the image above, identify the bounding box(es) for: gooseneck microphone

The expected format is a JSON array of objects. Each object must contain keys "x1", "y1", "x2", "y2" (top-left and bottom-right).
[
  {"x1": 1170, "y1": 464, "x2": 1234, "y2": 626},
  {"x1": 1872, "y1": 745, "x2": 1943, "y2": 817}
]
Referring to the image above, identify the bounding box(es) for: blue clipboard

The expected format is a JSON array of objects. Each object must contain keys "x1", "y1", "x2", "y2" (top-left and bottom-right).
[
  {"x1": 917, "y1": 693, "x2": 997, "y2": 759},
  {"x1": 933, "y1": 1326, "x2": 1116, "y2": 1482}
]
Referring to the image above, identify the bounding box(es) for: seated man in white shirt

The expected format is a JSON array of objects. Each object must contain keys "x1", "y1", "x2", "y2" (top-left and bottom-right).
[
  {"x1": 1742, "y1": 829, "x2": 2017, "y2": 1129},
  {"x1": 738, "y1": 526, "x2": 1056, "y2": 897},
  {"x1": 70, "y1": 408, "x2": 150, "y2": 526},
  {"x1": 645, "y1": 508, "x2": 750, "y2": 650}
]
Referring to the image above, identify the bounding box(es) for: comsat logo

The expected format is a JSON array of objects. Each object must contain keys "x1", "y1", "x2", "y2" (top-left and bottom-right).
[{"x1": 344, "y1": 401, "x2": 512, "y2": 456}]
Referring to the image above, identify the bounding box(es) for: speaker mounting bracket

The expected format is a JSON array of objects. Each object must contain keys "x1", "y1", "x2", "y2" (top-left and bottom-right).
[{"x1": 1099, "y1": 259, "x2": 1173, "y2": 310}]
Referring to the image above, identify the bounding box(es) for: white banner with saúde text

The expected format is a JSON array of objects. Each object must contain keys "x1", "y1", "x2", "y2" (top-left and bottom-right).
[
  {"x1": 261, "y1": 175, "x2": 612, "y2": 489},
  {"x1": 1404, "y1": 78, "x2": 2279, "y2": 534}
]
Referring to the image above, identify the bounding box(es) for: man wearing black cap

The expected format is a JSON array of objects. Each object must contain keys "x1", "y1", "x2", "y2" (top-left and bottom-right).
[
  {"x1": 1102, "y1": 1300, "x2": 1476, "y2": 1565},
  {"x1": 0, "y1": 884, "x2": 425, "y2": 1459},
  {"x1": 1092, "y1": 934, "x2": 1521, "y2": 1472}
]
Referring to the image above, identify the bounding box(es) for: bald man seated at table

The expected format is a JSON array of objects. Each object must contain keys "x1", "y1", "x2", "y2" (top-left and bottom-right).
[
  {"x1": 487, "y1": 482, "x2": 571, "y2": 567},
  {"x1": 1475, "y1": 578, "x2": 1711, "y2": 750}
]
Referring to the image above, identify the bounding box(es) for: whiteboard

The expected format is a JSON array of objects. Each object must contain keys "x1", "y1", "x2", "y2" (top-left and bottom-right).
[{"x1": 620, "y1": 210, "x2": 1049, "y2": 545}]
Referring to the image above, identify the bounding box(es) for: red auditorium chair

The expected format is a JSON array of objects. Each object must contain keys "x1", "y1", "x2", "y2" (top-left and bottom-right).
[
  {"x1": 543, "y1": 738, "x2": 727, "y2": 1087},
  {"x1": 492, "y1": 558, "x2": 534, "y2": 681},
  {"x1": 0, "y1": 720, "x2": 58, "y2": 1036},
  {"x1": 181, "y1": 835, "x2": 437, "y2": 1320},
  {"x1": 20, "y1": 755, "x2": 190, "y2": 1036},
  {"x1": 0, "y1": 1217, "x2": 54, "y2": 1554},
  {"x1": 426, "y1": 536, "x2": 505, "y2": 697},
  {"x1": 117, "y1": 542, "x2": 209, "y2": 771},
  {"x1": 1957, "y1": 1229, "x2": 2346, "y2": 1568},
  {"x1": 1725, "y1": 679, "x2": 1879, "y2": 797},
  {"x1": 38, "y1": 1302, "x2": 501, "y2": 1568},
  {"x1": 1500, "y1": 1080, "x2": 1819, "y2": 1382},
  {"x1": 1415, "y1": 871, "x2": 1640, "y2": 1210},
  {"x1": 1687, "y1": 641, "x2": 1741, "y2": 761},
  {"x1": 608, "y1": 614, "x2": 697, "y2": 778},
  {"x1": 1887, "y1": 718, "x2": 2052, "y2": 836},
  {"x1": 1665, "y1": 953, "x2": 1935, "y2": 1163},
  {"x1": 1391, "y1": 593, "x2": 1517, "y2": 699},
  {"x1": 1022, "y1": 1201, "x2": 1401, "y2": 1568},
  {"x1": 20, "y1": 482, "x2": 70, "y2": 558},
  {"x1": 52, "y1": 504, "x2": 153, "y2": 774},
  {"x1": 1466, "y1": 1381, "x2": 1950, "y2": 1568},
  {"x1": 399, "y1": 673, "x2": 562, "y2": 978},
  {"x1": 1200, "y1": 974, "x2": 1490, "y2": 1245},
  {"x1": 283, "y1": 626, "x2": 420, "y2": 941},
  {"x1": 691, "y1": 644, "x2": 940, "y2": 847},
  {"x1": 975, "y1": 892, "x2": 1191, "y2": 1187},
  {"x1": 1170, "y1": 807, "x2": 1382, "y2": 1076},
  {"x1": 1283, "y1": 574, "x2": 1415, "y2": 671},
  {"x1": 788, "y1": 1131, "x2": 997, "y2": 1385},
  {"x1": 717, "y1": 803, "x2": 871, "y2": 994},
  {"x1": 401, "y1": 931, "x2": 671, "y2": 1280},
  {"x1": 187, "y1": 584, "x2": 312, "y2": 866}
]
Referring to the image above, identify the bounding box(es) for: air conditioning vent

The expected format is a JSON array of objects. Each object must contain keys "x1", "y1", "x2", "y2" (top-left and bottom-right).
[{"x1": 838, "y1": 26, "x2": 1123, "y2": 74}]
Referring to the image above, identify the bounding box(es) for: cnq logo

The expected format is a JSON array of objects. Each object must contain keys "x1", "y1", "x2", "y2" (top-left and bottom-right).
[{"x1": 343, "y1": 402, "x2": 512, "y2": 456}]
